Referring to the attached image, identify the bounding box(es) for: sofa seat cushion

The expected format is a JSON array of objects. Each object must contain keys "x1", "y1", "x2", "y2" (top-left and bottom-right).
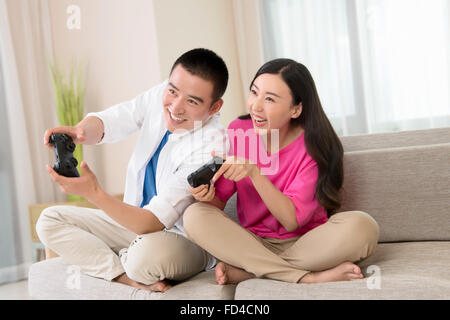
[
  {"x1": 234, "y1": 241, "x2": 450, "y2": 300},
  {"x1": 28, "y1": 257, "x2": 235, "y2": 300}
]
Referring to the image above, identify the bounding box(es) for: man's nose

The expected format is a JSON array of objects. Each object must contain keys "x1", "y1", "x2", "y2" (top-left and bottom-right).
[{"x1": 171, "y1": 98, "x2": 184, "y2": 114}]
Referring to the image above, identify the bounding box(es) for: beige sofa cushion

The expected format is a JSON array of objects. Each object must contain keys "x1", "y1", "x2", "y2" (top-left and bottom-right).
[
  {"x1": 339, "y1": 143, "x2": 450, "y2": 242},
  {"x1": 234, "y1": 241, "x2": 450, "y2": 300},
  {"x1": 224, "y1": 128, "x2": 450, "y2": 242},
  {"x1": 28, "y1": 258, "x2": 163, "y2": 300},
  {"x1": 28, "y1": 257, "x2": 236, "y2": 300},
  {"x1": 341, "y1": 127, "x2": 450, "y2": 152},
  {"x1": 227, "y1": 141, "x2": 450, "y2": 242}
]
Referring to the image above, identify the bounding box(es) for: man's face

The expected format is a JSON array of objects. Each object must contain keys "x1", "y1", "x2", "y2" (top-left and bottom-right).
[{"x1": 162, "y1": 65, "x2": 222, "y2": 132}]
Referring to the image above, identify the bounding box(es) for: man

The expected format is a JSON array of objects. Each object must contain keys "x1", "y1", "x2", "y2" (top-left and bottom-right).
[{"x1": 37, "y1": 48, "x2": 229, "y2": 292}]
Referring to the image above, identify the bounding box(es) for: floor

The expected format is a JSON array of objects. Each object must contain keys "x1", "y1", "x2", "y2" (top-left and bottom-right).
[{"x1": 0, "y1": 280, "x2": 32, "y2": 300}]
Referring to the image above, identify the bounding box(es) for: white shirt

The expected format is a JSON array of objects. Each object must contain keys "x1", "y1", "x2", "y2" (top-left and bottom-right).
[{"x1": 86, "y1": 80, "x2": 228, "y2": 269}]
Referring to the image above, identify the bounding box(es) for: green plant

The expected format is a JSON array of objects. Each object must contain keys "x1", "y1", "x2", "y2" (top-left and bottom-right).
[{"x1": 49, "y1": 60, "x2": 86, "y2": 202}]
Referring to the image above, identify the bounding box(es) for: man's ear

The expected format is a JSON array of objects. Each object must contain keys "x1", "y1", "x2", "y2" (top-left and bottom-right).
[
  {"x1": 209, "y1": 99, "x2": 223, "y2": 116},
  {"x1": 291, "y1": 102, "x2": 302, "y2": 119}
]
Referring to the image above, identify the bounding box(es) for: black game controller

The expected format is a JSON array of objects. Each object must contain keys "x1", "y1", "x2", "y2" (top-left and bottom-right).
[
  {"x1": 49, "y1": 133, "x2": 80, "y2": 177},
  {"x1": 187, "y1": 156, "x2": 224, "y2": 188}
]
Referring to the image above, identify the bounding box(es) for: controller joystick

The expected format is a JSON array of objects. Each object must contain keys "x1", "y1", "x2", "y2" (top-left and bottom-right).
[
  {"x1": 187, "y1": 156, "x2": 224, "y2": 188},
  {"x1": 49, "y1": 133, "x2": 80, "y2": 177}
]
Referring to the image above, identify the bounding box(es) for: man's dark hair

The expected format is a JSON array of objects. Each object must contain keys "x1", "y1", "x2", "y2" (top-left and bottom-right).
[{"x1": 170, "y1": 48, "x2": 229, "y2": 102}]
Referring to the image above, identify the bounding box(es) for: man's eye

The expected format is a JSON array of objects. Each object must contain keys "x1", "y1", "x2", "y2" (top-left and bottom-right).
[
  {"x1": 169, "y1": 89, "x2": 176, "y2": 95},
  {"x1": 188, "y1": 99, "x2": 198, "y2": 105}
]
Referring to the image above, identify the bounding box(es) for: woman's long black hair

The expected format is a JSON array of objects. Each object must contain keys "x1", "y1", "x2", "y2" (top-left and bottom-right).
[{"x1": 240, "y1": 59, "x2": 344, "y2": 216}]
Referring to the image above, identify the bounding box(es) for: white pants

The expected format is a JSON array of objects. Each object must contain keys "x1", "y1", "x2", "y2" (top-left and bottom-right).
[{"x1": 36, "y1": 205, "x2": 209, "y2": 285}]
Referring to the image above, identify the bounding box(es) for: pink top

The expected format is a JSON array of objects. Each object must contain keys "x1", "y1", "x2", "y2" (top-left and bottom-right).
[{"x1": 215, "y1": 118, "x2": 328, "y2": 239}]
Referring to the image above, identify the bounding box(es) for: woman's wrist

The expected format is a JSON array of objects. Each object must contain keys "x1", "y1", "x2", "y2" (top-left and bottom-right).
[{"x1": 249, "y1": 164, "x2": 262, "y2": 181}]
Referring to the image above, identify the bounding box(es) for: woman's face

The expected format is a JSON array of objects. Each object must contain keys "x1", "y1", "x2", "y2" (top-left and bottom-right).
[{"x1": 247, "y1": 73, "x2": 302, "y2": 135}]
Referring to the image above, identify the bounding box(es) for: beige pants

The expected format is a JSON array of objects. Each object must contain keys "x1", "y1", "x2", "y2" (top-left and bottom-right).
[
  {"x1": 36, "y1": 205, "x2": 209, "y2": 284},
  {"x1": 183, "y1": 202, "x2": 380, "y2": 283}
]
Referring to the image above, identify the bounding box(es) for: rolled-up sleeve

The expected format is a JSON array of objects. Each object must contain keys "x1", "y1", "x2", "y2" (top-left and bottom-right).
[
  {"x1": 143, "y1": 118, "x2": 229, "y2": 229},
  {"x1": 85, "y1": 81, "x2": 167, "y2": 144},
  {"x1": 143, "y1": 167, "x2": 194, "y2": 229}
]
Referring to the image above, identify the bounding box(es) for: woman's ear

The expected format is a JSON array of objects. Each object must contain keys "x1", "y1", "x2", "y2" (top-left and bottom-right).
[{"x1": 291, "y1": 102, "x2": 302, "y2": 119}]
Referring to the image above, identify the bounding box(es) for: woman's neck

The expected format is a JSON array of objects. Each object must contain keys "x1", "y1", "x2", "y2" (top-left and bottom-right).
[{"x1": 263, "y1": 123, "x2": 304, "y2": 154}]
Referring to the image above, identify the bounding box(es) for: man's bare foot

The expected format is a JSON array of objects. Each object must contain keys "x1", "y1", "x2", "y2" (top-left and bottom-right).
[
  {"x1": 299, "y1": 261, "x2": 364, "y2": 284},
  {"x1": 147, "y1": 280, "x2": 172, "y2": 292},
  {"x1": 215, "y1": 262, "x2": 255, "y2": 285},
  {"x1": 113, "y1": 273, "x2": 172, "y2": 292}
]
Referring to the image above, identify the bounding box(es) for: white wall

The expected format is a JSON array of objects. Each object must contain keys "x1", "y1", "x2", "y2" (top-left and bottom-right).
[
  {"x1": 46, "y1": 0, "x2": 246, "y2": 195},
  {"x1": 153, "y1": 0, "x2": 246, "y2": 128},
  {"x1": 47, "y1": 0, "x2": 161, "y2": 195}
]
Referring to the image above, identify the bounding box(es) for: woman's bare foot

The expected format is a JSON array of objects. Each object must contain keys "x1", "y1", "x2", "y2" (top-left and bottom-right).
[
  {"x1": 215, "y1": 262, "x2": 255, "y2": 285},
  {"x1": 299, "y1": 261, "x2": 364, "y2": 284},
  {"x1": 113, "y1": 273, "x2": 172, "y2": 292}
]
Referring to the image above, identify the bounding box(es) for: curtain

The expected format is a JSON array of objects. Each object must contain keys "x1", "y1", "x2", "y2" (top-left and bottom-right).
[
  {"x1": 232, "y1": 0, "x2": 265, "y2": 102},
  {"x1": 0, "y1": 0, "x2": 33, "y2": 284},
  {"x1": 259, "y1": 0, "x2": 450, "y2": 136},
  {"x1": 0, "y1": 0, "x2": 58, "y2": 284}
]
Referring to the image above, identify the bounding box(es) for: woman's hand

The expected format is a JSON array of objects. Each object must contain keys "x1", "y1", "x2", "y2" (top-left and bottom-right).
[
  {"x1": 189, "y1": 183, "x2": 216, "y2": 202},
  {"x1": 46, "y1": 161, "x2": 101, "y2": 200},
  {"x1": 211, "y1": 152, "x2": 260, "y2": 183}
]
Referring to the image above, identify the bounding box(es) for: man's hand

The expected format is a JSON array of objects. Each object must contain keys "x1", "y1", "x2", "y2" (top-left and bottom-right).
[
  {"x1": 47, "y1": 160, "x2": 166, "y2": 235},
  {"x1": 46, "y1": 161, "x2": 100, "y2": 200},
  {"x1": 44, "y1": 126, "x2": 86, "y2": 149},
  {"x1": 189, "y1": 183, "x2": 216, "y2": 202}
]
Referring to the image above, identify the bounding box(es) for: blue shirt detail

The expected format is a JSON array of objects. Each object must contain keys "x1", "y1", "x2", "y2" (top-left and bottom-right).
[{"x1": 140, "y1": 130, "x2": 172, "y2": 208}]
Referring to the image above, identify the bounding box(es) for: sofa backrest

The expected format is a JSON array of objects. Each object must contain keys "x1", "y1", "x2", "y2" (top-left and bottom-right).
[
  {"x1": 339, "y1": 127, "x2": 450, "y2": 242},
  {"x1": 223, "y1": 127, "x2": 450, "y2": 243},
  {"x1": 340, "y1": 127, "x2": 450, "y2": 152}
]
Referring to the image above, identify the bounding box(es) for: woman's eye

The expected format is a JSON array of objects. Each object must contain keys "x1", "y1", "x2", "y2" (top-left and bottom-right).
[
  {"x1": 250, "y1": 89, "x2": 257, "y2": 95},
  {"x1": 266, "y1": 97, "x2": 275, "y2": 103}
]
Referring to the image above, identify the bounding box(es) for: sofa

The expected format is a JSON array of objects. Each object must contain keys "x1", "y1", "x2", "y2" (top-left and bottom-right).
[{"x1": 28, "y1": 127, "x2": 450, "y2": 299}]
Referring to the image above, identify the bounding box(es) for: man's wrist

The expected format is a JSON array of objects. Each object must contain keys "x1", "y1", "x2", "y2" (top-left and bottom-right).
[
  {"x1": 76, "y1": 116, "x2": 105, "y2": 145},
  {"x1": 90, "y1": 187, "x2": 107, "y2": 207}
]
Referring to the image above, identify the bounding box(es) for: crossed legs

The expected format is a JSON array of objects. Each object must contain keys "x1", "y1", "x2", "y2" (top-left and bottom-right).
[{"x1": 183, "y1": 202, "x2": 379, "y2": 285}]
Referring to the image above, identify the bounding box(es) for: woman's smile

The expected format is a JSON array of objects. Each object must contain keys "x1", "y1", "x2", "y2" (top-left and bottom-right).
[{"x1": 251, "y1": 113, "x2": 267, "y2": 127}]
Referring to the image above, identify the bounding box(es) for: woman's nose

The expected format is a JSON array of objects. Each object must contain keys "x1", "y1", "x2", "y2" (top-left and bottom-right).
[{"x1": 251, "y1": 98, "x2": 264, "y2": 113}]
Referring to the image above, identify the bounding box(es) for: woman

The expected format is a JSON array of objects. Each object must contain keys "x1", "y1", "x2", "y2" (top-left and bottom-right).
[{"x1": 183, "y1": 59, "x2": 379, "y2": 285}]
